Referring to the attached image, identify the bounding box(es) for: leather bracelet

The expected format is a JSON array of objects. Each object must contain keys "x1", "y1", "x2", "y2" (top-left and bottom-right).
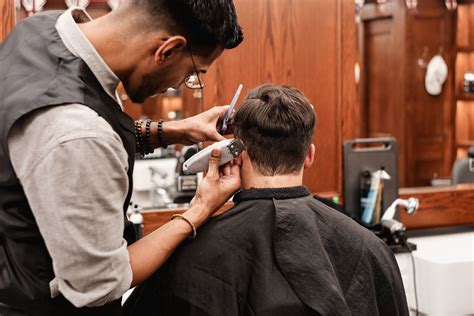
[
  {"x1": 157, "y1": 119, "x2": 167, "y2": 149},
  {"x1": 171, "y1": 214, "x2": 196, "y2": 238}
]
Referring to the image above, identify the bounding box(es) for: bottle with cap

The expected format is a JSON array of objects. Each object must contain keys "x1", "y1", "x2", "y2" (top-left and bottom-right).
[
  {"x1": 129, "y1": 204, "x2": 144, "y2": 240},
  {"x1": 464, "y1": 71, "x2": 474, "y2": 94},
  {"x1": 126, "y1": 202, "x2": 133, "y2": 220},
  {"x1": 359, "y1": 170, "x2": 371, "y2": 216}
]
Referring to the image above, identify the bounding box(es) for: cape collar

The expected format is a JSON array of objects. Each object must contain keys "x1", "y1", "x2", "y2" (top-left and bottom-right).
[{"x1": 233, "y1": 186, "x2": 310, "y2": 203}]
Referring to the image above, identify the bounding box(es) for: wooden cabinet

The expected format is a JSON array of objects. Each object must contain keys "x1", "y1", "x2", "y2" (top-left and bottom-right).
[
  {"x1": 0, "y1": 0, "x2": 15, "y2": 42},
  {"x1": 359, "y1": 0, "x2": 456, "y2": 187},
  {"x1": 455, "y1": 1, "x2": 474, "y2": 158}
]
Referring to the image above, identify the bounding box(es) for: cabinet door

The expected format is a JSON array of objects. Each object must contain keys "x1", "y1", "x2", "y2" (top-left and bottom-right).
[
  {"x1": 404, "y1": 3, "x2": 455, "y2": 186},
  {"x1": 360, "y1": 1, "x2": 408, "y2": 185},
  {"x1": 360, "y1": 0, "x2": 455, "y2": 187}
]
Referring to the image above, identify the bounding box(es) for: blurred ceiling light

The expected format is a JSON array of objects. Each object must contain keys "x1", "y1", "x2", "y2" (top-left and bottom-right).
[
  {"x1": 355, "y1": 0, "x2": 364, "y2": 24},
  {"x1": 445, "y1": 0, "x2": 457, "y2": 11},
  {"x1": 405, "y1": 0, "x2": 418, "y2": 10},
  {"x1": 21, "y1": 0, "x2": 46, "y2": 15},
  {"x1": 65, "y1": 0, "x2": 89, "y2": 8}
]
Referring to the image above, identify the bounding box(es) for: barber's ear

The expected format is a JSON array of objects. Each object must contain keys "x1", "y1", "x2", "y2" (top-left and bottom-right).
[
  {"x1": 304, "y1": 144, "x2": 315, "y2": 169},
  {"x1": 155, "y1": 36, "x2": 187, "y2": 63}
]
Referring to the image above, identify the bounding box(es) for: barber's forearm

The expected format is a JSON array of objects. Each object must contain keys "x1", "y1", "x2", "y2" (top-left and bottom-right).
[
  {"x1": 127, "y1": 204, "x2": 209, "y2": 287},
  {"x1": 159, "y1": 120, "x2": 186, "y2": 147},
  {"x1": 135, "y1": 120, "x2": 185, "y2": 149}
]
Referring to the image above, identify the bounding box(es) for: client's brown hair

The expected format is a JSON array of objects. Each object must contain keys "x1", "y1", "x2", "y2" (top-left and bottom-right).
[{"x1": 234, "y1": 84, "x2": 316, "y2": 176}]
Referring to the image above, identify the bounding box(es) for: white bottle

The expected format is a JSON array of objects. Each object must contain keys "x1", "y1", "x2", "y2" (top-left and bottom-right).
[
  {"x1": 126, "y1": 202, "x2": 133, "y2": 220},
  {"x1": 129, "y1": 204, "x2": 144, "y2": 239}
]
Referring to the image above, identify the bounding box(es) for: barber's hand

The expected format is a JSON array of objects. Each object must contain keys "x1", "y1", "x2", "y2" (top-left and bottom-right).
[
  {"x1": 189, "y1": 149, "x2": 241, "y2": 220},
  {"x1": 164, "y1": 106, "x2": 231, "y2": 146}
]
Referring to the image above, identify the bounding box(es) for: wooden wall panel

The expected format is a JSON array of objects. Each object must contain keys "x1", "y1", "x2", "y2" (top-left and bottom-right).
[
  {"x1": 406, "y1": 11, "x2": 456, "y2": 185},
  {"x1": 203, "y1": 0, "x2": 355, "y2": 194},
  {"x1": 455, "y1": 3, "x2": 474, "y2": 157},
  {"x1": 455, "y1": 52, "x2": 474, "y2": 95},
  {"x1": 456, "y1": 101, "x2": 474, "y2": 143},
  {"x1": 341, "y1": 1, "x2": 360, "y2": 141},
  {"x1": 364, "y1": 19, "x2": 399, "y2": 139},
  {"x1": 360, "y1": 1, "x2": 408, "y2": 186},
  {"x1": 404, "y1": 2, "x2": 456, "y2": 186},
  {"x1": 457, "y1": 2, "x2": 474, "y2": 48},
  {"x1": 0, "y1": 0, "x2": 15, "y2": 42}
]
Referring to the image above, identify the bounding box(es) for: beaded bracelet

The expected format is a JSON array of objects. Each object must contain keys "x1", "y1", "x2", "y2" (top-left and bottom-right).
[
  {"x1": 145, "y1": 119, "x2": 152, "y2": 154},
  {"x1": 134, "y1": 121, "x2": 140, "y2": 151},
  {"x1": 157, "y1": 119, "x2": 167, "y2": 149},
  {"x1": 171, "y1": 214, "x2": 197, "y2": 238},
  {"x1": 134, "y1": 120, "x2": 145, "y2": 157}
]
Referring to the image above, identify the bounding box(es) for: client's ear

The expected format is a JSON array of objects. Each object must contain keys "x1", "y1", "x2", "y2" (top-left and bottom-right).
[
  {"x1": 241, "y1": 150, "x2": 251, "y2": 165},
  {"x1": 304, "y1": 144, "x2": 315, "y2": 169}
]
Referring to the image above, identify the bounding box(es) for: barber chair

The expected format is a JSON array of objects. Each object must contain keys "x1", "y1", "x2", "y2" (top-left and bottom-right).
[{"x1": 452, "y1": 147, "x2": 474, "y2": 184}]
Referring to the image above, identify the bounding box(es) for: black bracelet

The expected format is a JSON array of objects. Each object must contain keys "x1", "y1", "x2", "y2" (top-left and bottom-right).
[
  {"x1": 157, "y1": 119, "x2": 167, "y2": 149},
  {"x1": 134, "y1": 121, "x2": 140, "y2": 151},
  {"x1": 145, "y1": 119, "x2": 152, "y2": 154},
  {"x1": 134, "y1": 120, "x2": 145, "y2": 157}
]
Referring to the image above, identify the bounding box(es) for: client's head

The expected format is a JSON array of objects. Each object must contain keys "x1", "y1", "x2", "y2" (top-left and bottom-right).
[{"x1": 234, "y1": 84, "x2": 316, "y2": 188}]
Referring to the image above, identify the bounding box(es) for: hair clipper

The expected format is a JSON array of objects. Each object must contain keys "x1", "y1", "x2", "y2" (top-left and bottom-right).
[{"x1": 182, "y1": 138, "x2": 244, "y2": 175}]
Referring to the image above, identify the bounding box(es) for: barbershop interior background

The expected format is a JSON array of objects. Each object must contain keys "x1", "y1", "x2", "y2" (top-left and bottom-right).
[{"x1": 1, "y1": 0, "x2": 473, "y2": 314}]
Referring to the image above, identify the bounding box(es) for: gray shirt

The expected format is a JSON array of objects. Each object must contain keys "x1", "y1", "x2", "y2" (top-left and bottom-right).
[{"x1": 7, "y1": 8, "x2": 132, "y2": 307}]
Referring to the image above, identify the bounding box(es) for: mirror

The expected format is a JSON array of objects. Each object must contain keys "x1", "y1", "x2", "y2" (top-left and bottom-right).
[{"x1": 355, "y1": 0, "x2": 474, "y2": 188}]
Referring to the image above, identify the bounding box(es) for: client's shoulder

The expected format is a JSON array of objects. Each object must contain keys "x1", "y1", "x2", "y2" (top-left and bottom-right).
[
  {"x1": 309, "y1": 197, "x2": 394, "y2": 257},
  {"x1": 170, "y1": 198, "x2": 276, "y2": 260},
  {"x1": 310, "y1": 197, "x2": 370, "y2": 234},
  {"x1": 151, "y1": 200, "x2": 275, "y2": 290}
]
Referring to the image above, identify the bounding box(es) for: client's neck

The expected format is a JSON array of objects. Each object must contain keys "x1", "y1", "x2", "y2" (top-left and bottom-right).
[{"x1": 241, "y1": 160, "x2": 303, "y2": 190}]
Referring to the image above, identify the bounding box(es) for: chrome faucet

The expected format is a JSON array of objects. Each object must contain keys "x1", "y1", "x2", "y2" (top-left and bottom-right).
[{"x1": 381, "y1": 198, "x2": 419, "y2": 235}]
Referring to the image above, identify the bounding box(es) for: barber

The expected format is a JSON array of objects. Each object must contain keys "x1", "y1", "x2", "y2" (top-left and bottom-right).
[{"x1": 0, "y1": 1, "x2": 243, "y2": 315}]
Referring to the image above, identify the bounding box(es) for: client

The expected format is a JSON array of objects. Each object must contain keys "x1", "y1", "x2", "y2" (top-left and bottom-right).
[{"x1": 124, "y1": 84, "x2": 408, "y2": 316}]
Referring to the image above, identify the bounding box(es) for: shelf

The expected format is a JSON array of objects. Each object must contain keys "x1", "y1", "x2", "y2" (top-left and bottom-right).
[
  {"x1": 457, "y1": 46, "x2": 474, "y2": 53},
  {"x1": 456, "y1": 94, "x2": 474, "y2": 101},
  {"x1": 456, "y1": 140, "x2": 474, "y2": 148}
]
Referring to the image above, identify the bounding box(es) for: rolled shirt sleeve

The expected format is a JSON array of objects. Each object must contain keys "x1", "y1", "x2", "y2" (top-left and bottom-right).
[{"x1": 8, "y1": 105, "x2": 133, "y2": 307}]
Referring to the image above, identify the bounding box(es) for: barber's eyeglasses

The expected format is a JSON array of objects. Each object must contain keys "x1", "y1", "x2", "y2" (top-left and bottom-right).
[
  {"x1": 185, "y1": 74, "x2": 203, "y2": 89},
  {"x1": 185, "y1": 45, "x2": 204, "y2": 90}
]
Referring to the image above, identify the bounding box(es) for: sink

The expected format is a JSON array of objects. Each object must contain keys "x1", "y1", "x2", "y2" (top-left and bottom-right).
[{"x1": 396, "y1": 231, "x2": 474, "y2": 315}]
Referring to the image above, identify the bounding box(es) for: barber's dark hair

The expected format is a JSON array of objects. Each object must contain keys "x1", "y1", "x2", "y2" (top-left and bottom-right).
[
  {"x1": 130, "y1": 0, "x2": 243, "y2": 53},
  {"x1": 234, "y1": 84, "x2": 316, "y2": 176}
]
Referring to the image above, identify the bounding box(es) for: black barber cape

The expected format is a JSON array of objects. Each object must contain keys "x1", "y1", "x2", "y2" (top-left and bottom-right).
[{"x1": 123, "y1": 186, "x2": 408, "y2": 316}]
